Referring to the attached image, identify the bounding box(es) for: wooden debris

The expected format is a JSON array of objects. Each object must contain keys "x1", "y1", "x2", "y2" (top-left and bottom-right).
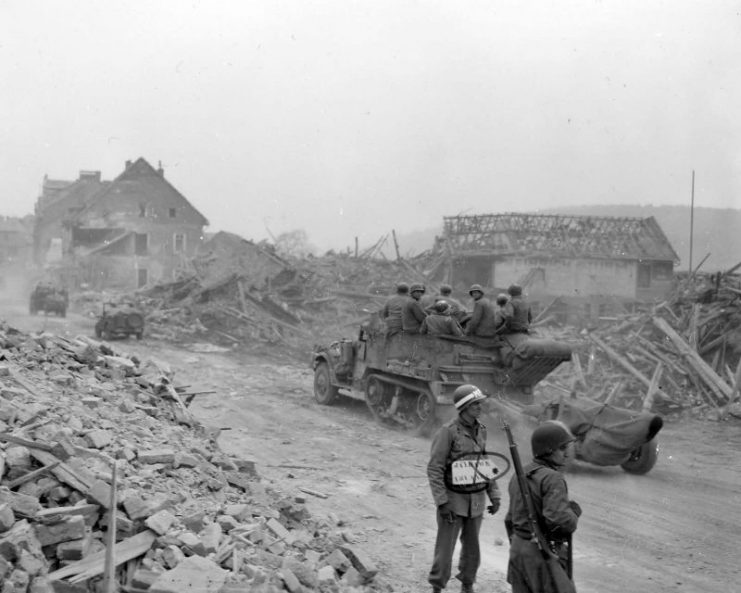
[{"x1": 299, "y1": 487, "x2": 329, "y2": 499}]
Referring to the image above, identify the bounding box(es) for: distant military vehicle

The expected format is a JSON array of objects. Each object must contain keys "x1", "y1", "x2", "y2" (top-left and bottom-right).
[
  {"x1": 311, "y1": 315, "x2": 573, "y2": 434},
  {"x1": 94, "y1": 303, "x2": 145, "y2": 340},
  {"x1": 29, "y1": 282, "x2": 68, "y2": 317}
]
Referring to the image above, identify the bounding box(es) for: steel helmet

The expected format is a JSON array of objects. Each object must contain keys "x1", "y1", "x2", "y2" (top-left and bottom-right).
[
  {"x1": 410, "y1": 283, "x2": 426, "y2": 294},
  {"x1": 495, "y1": 293, "x2": 509, "y2": 307},
  {"x1": 453, "y1": 384, "x2": 487, "y2": 411},
  {"x1": 507, "y1": 284, "x2": 523, "y2": 296},
  {"x1": 531, "y1": 421, "x2": 575, "y2": 458},
  {"x1": 469, "y1": 284, "x2": 484, "y2": 296},
  {"x1": 439, "y1": 284, "x2": 453, "y2": 296},
  {"x1": 396, "y1": 282, "x2": 409, "y2": 294},
  {"x1": 434, "y1": 300, "x2": 451, "y2": 314}
]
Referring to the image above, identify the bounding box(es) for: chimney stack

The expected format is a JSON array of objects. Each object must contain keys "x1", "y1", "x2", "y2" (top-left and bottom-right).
[
  {"x1": 157, "y1": 160, "x2": 164, "y2": 177},
  {"x1": 125, "y1": 160, "x2": 132, "y2": 169}
]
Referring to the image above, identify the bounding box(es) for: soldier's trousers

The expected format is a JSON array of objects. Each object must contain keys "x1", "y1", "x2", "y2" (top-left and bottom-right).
[{"x1": 428, "y1": 512, "x2": 483, "y2": 589}]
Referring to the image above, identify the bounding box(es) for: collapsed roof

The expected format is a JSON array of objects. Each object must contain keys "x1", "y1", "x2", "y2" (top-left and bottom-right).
[{"x1": 439, "y1": 212, "x2": 680, "y2": 262}]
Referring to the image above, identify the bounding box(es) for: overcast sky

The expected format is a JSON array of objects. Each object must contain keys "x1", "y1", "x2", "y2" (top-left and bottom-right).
[{"x1": 2, "y1": 1, "x2": 740, "y2": 251}]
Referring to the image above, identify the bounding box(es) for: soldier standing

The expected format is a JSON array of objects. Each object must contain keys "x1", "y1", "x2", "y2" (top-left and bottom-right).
[
  {"x1": 504, "y1": 421, "x2": 582, "y2": 593},
  {"x1": 427, "y1": 385, "x2": 501, "y2": 593}
]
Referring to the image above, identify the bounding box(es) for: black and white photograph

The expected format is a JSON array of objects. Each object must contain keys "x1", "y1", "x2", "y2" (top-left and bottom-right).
[{"x1": 1, "y1": 2, "x2": 740, "y2": 592}]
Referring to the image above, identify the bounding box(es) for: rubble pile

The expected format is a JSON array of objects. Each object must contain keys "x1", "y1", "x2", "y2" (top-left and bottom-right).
[
  {"x1": 72, "y1": 239, "x2": 741, "y2": 420},
  {"x1": 97, "y1": 253, "x2": 429, "y2": 359},
  {"x1": 0, "y1": 321, "x2": 384, "y2": 593},
  {"x1": 540, "y1": 271, "x2": 741, "y2": 418}
]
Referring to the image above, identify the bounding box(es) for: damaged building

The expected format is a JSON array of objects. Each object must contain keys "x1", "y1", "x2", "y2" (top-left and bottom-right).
[
  {"x1": 33, "y1": 157, "x2": 209, "y2": 290},
  {"x1": 432, "y1": 212, "x2": 679, "y2": 323}
]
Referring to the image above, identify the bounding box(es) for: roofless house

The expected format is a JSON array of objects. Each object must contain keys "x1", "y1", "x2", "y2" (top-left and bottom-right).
[{"x1": 433, "y1": 213, "x2": 679, "y2": 323}]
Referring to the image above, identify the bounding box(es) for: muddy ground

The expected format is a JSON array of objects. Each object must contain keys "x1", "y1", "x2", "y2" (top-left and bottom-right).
[{"x1": 3, "y1": 301, "x2": 740, "y2": 593}]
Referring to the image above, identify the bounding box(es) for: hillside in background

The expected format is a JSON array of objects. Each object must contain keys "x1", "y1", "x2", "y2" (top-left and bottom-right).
[{"x1": 392, "y1": 205, "x2": 741, "y2": 272}]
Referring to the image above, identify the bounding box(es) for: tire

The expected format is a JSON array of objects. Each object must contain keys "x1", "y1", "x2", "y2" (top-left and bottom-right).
[
  {"x1": 621, "y1": 438, "x2": 659, "y2": 475},
  {"x1": 412, "y1": 390, "x2": 438, "y2": 437},
  {"x1": 126, "y1": 313, "x2": 144, "y2": 330},
  {"x1": 365, "y1": 375, "x2": 392, "y2": 424},
  {"x1": 313, "y1": 362, "x2": 339, "y2": 405}
]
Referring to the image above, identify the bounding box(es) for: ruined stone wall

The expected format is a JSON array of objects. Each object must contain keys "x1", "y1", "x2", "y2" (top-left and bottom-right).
[{"x1": 494, "y1": 257, "x2": 637, "y2": 298}]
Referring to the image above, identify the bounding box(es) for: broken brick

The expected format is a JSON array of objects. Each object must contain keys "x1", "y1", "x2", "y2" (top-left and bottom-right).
[
  {"x1": 122, "y1": 495, "x2": 170, "y2": 521},
  {"x1": 145, "y1": 510, "x2": 176, "y2": 535},
  {"x1": 85, "y1": 480, "x2": 113, "y2": 509},
  {"x1": 279, "y1": 568, "x2": 303, "y2": 593},
  {"x1": 56, "y1": 530, "x2": 92, "y2": 561},
  {"x1": 198, "y1": 522, "x2": 221, "y2": 554},
  {"x1": 83, "y1": 430, "x2": 112, "y2": 449},
  {"x1": 137, "y1": 449, "x2": 175, "y2": 465},
  {"x1": 323, "y1": 548, "x2": 351, "y2": 574},
  {"x1": 0, "y1": 489, "x2": 42, "y2": 519},
  {"x1": 0, "y1": 504, "x2": 14, "y2": 533},
  {"x1": 162, "y1": 544, "x2": 185, "y2": 569},
  {"x1": 131, "y1": 568, "x2": 161, "y2": 589},
  {"x1": 0, "y1": 520, "x2": 44, "y2": 562},
  {"x1": 148, "y1": 555, "x2": 227, "y2": 593},
  {"x1": 34, "y1": 515, "x2": 86, "y2": 547}
]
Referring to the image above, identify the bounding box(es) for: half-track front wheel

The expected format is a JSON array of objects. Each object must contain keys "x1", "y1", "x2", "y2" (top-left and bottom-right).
[{"x1": 313, "y1": 362, "x2": 339, "y2": 405}]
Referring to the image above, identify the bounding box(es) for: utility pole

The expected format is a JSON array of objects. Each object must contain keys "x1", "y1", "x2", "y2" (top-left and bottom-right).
[{"x1": 688, "y1": 170, "x2": 695, "y2": 277}]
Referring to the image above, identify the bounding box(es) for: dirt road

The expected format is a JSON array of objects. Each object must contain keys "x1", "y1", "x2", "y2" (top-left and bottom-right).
[{"x1": 4, "y1": 302, "x2": 740, "y2": 593}]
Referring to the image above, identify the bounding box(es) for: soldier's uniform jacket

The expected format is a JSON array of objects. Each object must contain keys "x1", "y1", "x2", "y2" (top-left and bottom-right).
[
  {"x1": 504, "y1": 459, "x2": 578, "y2": 542},
  {"x1": 427, "y1": 416, "x2": 501, "y2": 517},
  {"x1": 503, "y1": 295, "x2": 532, "y2": 333},
  {"x1": 401, "y1": 298, "x2": 427, "y2": 333},
  {"x1": 465, "y1": 297, "x2": 499, "y2": 337},
  {"x1": 420, "y1": 314, "x2": 463, "y2": 337},
  {"x1": 382, "y1": 294, "x2": 408, "y2": 332}
]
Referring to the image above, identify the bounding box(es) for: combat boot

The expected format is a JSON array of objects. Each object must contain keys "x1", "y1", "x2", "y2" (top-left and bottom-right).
[
  {"x1": 460, "y1": 584, "x2": 474, "y2": 593},
  {"x1": 432, "y1": 587, "x2": 442, "y2": 593}
]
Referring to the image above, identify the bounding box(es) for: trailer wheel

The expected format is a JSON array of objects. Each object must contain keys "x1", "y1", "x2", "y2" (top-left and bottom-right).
[
  {"x1": 621, "y1": 439, "x2": 659, "y2": 475},
  {"x1": 313, "y1": 362, "x2": 339, "y2": 405}
]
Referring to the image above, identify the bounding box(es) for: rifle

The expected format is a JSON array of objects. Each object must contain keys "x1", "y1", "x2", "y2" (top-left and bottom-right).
[{"x1": 502, "y1": 420, "x2": 576, "y2": 593}]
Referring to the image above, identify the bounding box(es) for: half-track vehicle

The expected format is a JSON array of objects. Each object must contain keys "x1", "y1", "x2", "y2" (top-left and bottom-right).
[
  {"x1": 311, "y1": 315, "x2": 573, "y2": 434},
  {"x1": 29, "y1": 282, "x2": 68, "y2": 317},
  {"x1": 94, "y1": 303, "x2": 145, "y2": 340}
]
